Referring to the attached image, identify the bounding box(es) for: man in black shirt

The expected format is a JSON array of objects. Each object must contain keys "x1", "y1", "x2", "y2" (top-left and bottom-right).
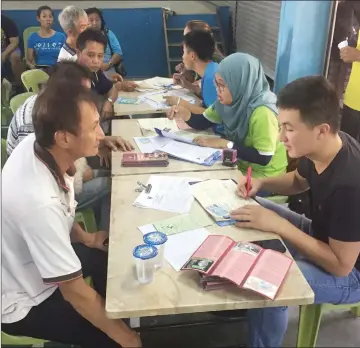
[
  {"x1": 1, "y1": 15, "x2": 24, "y2": 86},
  {"x1": 231, "y1": 76, "x2": 360, "y2": 348}
]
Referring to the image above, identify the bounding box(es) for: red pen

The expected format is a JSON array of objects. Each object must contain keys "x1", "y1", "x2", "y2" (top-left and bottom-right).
[{"x1": 246, "y1": 166, "x2": 252, "y2": 196}]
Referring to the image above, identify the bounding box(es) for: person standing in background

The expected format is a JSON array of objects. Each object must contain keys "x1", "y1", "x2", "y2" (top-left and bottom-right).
[
  {"x1": 57, "y1": 6, "x2": 89, "y2": 62},
  {"x1": 26, "y1": 6, "x2": 66, "y2": 70}
]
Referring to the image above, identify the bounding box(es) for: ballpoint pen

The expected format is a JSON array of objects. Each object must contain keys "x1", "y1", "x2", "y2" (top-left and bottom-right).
[{"x1": 246, "y1": 166, "x2": 252, "y2": 196}]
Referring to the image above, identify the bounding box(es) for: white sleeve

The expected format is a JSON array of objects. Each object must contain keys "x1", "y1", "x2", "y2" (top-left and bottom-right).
[{"x1": 20, "y1": 205, "x2": 82, "y2": 284}]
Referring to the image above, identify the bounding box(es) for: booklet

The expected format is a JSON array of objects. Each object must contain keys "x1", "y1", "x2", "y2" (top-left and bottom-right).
[
  {"x1": 121, "y1": 152, "x2": 169, "y2": 167},
  {"x1": 181, "y1": 235, "x2": 293, "y2": 300},
  {"x1": 155, "y1": 128, "x2": 219, "y2": 145},
  {"x1": 191, "y1": 179, "x2": 258, "y2": 225}
]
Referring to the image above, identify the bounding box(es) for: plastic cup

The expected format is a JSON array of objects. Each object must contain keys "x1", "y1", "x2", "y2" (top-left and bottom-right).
[
  {"x1": 143, "y1": 232, "x2": 168, "y2": 269},
  {"x1": 133, "y1": 244, "x2": 158, "y2": 284}
]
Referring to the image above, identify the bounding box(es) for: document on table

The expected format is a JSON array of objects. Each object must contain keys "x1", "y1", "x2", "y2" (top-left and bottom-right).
[
  {"x1": 139, "y1": 224, "x2": 210, "y2": 271},
  {"x1": 191, "y1": 179, "x2": 258, "y2": 222},
  {"x1": 133, "y1": 175, "x2": 201, "y2": 214},
  {"x1": 133, "y1": 135, "x2": 171, "y2": 153},
  {"x1": 156, "y1": 128, "x2": 219, "y2": 145},
  {"x1": 137, "y1": 118, "x2": 179, "y2": 133},
  {"x1": 136, "y1": 77, "x2": 176, "y2": 91}
]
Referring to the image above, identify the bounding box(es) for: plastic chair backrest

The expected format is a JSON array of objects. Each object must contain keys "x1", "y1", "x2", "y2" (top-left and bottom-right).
[
  {"x1": 23, "y1": 26, "x2": 40, "y2": 54},
  {"x1": 21, "y1": 69, "x2": 49, "y2": 93},
  {"x1": 2, "y1": 139, "x2": 7, "y2": 169},
  {"x1": 10, "y1": 92, "x2": 36, "y2": 114}
]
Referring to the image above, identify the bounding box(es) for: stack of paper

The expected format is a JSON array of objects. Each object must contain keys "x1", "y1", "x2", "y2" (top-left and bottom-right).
[
  {"x1": 133, "y1": 135, "x2": 172, "y2": 153},
  {"x1": 133, "y1": 175, "x2": 200, "y2": 214}
]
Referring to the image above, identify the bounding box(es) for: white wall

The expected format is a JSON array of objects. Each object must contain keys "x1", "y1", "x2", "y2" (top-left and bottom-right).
[{"x1": 2, "y1": 1, "x2": 229, "y2": 14}]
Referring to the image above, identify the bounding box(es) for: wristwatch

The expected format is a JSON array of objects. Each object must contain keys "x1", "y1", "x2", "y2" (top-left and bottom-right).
[
  {"x1": 226, "y1": 141, "x2": 234, "y2": 149},
  {"x1": 107, "y1": 97, "x2": 115, "y2": 104}
]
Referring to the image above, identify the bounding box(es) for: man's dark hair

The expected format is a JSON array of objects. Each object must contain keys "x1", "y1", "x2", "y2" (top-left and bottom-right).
[
  {"x1": 33, "y1": 83, "x2": 99, "y2": 148},
  {"x1": 183, "y1": 30, "x2": 215, "y2": 61},
  {"x1": 37, "y1": 5, "x2": 53, "y2": 17},
  {"x1": 48, "y1": 61, "x2": 93, "y2": 85},
  {"x1": 277, "y1": 76, "x2": 340, "y2": 133},
  {"x1": 85, "y1": 7, "x2": 106, "y2": 31},
  {"x1": 76, "y1": 28, "x2": 107, "y2": 51}
]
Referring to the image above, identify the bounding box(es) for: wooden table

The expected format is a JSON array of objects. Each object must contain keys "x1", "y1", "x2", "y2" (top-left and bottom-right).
[
  {"x1": 111, "y1": 119, "x2": 236, "y2": 176},
  {"x1": 106, "y1": 171, "x2": 314, "y2": 319}
]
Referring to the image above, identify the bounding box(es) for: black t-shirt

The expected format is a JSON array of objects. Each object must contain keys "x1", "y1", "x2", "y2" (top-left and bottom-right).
[
  {"x1": 91, "y1": 70, "x2": 113, "y2": 96},
  {"x1": 1, "y1": 15, "x2": 19, "y2": 52},
  {"x1": 298, "y1": 132, "x2": 360, "y2": 270}
]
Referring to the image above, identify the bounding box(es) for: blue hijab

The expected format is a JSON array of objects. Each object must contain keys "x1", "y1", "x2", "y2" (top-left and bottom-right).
[{"x1": 214, "y1": 53, "x2": 278, "y2": 144}]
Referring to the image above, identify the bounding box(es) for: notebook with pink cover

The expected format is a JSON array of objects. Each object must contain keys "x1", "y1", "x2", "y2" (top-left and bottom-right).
[
  {"x1": 181, "y1": 235, "x2": 293, "y2": 300},
  {"x1": 121, "y1": 152, "x2": 169, "y2": 167}
]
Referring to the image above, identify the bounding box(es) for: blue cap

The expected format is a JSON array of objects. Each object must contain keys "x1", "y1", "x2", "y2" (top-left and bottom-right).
[
  {"x1": 143, "y1": 232, "x2": 168, "y2": 246},
  {"x1": 133, "y1": 244, "x2": 158, "y2": 260}
]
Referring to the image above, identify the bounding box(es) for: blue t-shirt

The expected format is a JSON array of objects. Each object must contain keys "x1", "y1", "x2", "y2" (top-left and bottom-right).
[
  {"x1": 201, "y1": 61, "x2": 218, "y2": 107},
  {"x1": 27, "y1": 31, "x2": 66, "y2": 66},
  {"x1": 104, "y1": 29, "x2": 123, "y2": 63}
]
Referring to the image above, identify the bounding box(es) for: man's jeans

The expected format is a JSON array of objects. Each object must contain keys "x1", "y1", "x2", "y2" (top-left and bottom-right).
[
  {"x1": 75, "y1": 169, "x2": 111, "y2": 232},
  {"x1": 247, "y1": 197, "x2": 360, "y2": 348}
]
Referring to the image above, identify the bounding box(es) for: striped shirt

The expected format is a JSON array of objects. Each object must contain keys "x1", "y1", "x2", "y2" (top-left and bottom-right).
[{"x1": 6, "y1": 94, "x2": 37, "y2": 157}]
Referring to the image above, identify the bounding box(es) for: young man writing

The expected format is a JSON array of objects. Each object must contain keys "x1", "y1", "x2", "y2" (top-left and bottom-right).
[
  {"x1": 231, "y1": 76, "x2": 360, "y2": 348},
  {"x1": 2, "y1": 82, "x2": 141, "y2": 347},
  {"x1": 164, "y1": 30, "x2": 218, "y2": 116}
]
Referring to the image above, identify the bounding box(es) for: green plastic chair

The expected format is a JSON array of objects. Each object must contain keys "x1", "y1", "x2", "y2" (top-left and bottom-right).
[
  {"x1": 21, "y1": 69, "x2": 49, "y2": 93},
  {"x1": 1, "y1": 138, "x2": 8, "y2": 169},
  {"x1": 23, "y1": 26, "x2": 40, "y2": 54},
  {"x1": 75, "y1": 207, "x2": 98, "y2": 233},
  {"x1": 297, "y1": 302, "x2": 360, "y2": 347},
  {"x1": 10, "y1": 92, "x2": 36, "y2": 114}
]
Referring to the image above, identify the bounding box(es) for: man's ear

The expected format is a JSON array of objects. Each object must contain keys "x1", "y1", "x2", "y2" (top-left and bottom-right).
[{"x1": 54, "y1": 131, "x2": 71, "y2": 149}]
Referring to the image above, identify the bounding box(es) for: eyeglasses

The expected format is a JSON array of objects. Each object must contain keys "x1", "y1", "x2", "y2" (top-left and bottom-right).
[{"x1": 213, "y1": 79, "x2": 227, "y2": 92}]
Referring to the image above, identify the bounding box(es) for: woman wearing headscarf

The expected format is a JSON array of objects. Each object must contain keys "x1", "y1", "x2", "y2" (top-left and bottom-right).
[{"x1": 167, "y1": 53, "x2": 287, "y2": 180}]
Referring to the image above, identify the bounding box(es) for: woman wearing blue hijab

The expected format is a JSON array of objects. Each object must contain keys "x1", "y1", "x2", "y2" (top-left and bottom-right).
[{"x1": 167, "y1": 52, "x2": 287, "y2": 179}]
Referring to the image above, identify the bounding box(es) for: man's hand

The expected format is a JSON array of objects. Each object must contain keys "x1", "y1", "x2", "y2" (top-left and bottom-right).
[
  {"x1": 82, "y1": 167, "x2": 94, "y2": 183},
  {"x1": 101, "y1": 62, "x2": 110, "y2": 71},
  {"x1": 111, "y1": 73, "x2": 123, "y2": 83},
  {"x1": 97, "y1": 146, "x2": 111, "y2": 168},
  {"x1": 340, "y1": 46, "x2": 360, "y2": 63},
  {"x1": 87, "y1": 230, "x2": 109, "y2": 252},
  {"x1": 236, "y1": 176, "x2": 263, "y2": 198},
  {"x1": 230, "y1": 205, "x2": 287, "y2": 234},
  {"x1": 101, "y1": 100, "x2": 114, "y2": 120},
  {"x1": 193, "y1": 136, "x2": 228, "y2": 149},
  {"x1": 120, "y1": 81, "x2": 138, "y2": 92},
  {"x1": 164, "y1": 96, "x2": 181, "y2": 106},
  {"x1": 175, "y1": 62, "x2": 185, "y2": 73},
  {"x1": 103, "y1": 136, "x2": 134, "y2": 152}
]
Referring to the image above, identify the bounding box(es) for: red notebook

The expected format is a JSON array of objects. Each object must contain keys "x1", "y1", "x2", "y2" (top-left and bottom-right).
[
  {"x1": 181, "y1": 235, "x2": 293, "y2": 300},
  {"x1": 121, "y1": 152, "x2": 169, "y2": 167}
]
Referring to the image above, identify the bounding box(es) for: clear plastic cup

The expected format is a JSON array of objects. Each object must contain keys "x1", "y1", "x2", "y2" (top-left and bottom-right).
[
  {"x1": 133, "y1": 244, "x2": 158, "y2": 284},
  {"x1": 143, "y1": 232, "x2": 168, "y2": 269}
]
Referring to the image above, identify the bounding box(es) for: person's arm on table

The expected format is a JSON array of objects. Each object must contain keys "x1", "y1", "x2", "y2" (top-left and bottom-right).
[{"x1": 231, "y1": 188, "x2": 360, "y2": 277}]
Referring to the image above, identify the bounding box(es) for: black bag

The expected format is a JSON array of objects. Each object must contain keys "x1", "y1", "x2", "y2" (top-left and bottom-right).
[{"x1": 105, "y1": 28, "x2": 127, "y2": 77}]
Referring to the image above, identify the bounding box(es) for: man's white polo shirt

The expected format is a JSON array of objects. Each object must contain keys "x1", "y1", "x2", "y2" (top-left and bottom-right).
[
  {"x1": 57, "y1": 42, "x2": 77, "y2": 62},
  {"x1": 2, "y1": 134, "x2": 82, "y2": 324}
]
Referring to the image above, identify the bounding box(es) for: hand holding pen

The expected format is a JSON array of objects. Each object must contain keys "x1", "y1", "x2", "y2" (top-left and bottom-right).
[
  {"x1": 166, "y1": 97, "x2": 191, "y2": 121},
  {"x1": 236, "y1": 166, "x2": 262, "y2": 198}
]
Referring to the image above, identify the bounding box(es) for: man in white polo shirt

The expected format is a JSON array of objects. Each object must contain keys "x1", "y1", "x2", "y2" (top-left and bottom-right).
[
  {"x1": 57, "y1": 5, "x2": 89, "y2": 62},
  {"x1": 2, "y1": 82, "x2": 142, "y2": 347}
]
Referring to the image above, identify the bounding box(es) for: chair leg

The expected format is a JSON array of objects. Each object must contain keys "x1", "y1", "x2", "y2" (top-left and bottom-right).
[
  {"x1": 351, "y1": 305, "x2": 360, "y2": 317},
  {"x1": 297, "y1": 304, "x2": 324, "y2": 348}
]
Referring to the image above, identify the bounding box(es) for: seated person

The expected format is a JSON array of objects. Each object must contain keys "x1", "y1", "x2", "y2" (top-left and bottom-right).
[
  {"x1": 165, "y1": 30, "x2": 218, "y2": 117},
  {"x1": 86, "y1": 7, "x2": 125, "y2": 80},
  {"x1": 173, "y1": 20, "x2": 223, "y2": 95},
  {"x1": 6, "y1": 61, "x2": 133, "y2": 231},
  {"x1": 168, "y1": 53, "x2": 287, "y2": 182},
  {"x1": 2, "y1": 82, "x2": 142, "y2": 348},
  {"x1": 231, "y1": 76, "x2": 360, "y2": 348},
  {"x1": 76, "y1": 28, "x2": 136, "y2": 129},
  {"x1": 57, "y1": 6, "x2": 89, "y2": 62},
  {"x1": 26, "y1": 6, "x2": 66, "y2": 69},
  {"x1": 1, "y1": 14, "x2": 24, "y2": 89}
]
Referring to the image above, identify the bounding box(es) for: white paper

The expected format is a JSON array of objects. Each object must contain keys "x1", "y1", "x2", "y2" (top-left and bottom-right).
[
  {"x1": 158, "y1": 129, "x2": 219, "y2": 145},
  {"x1": 138, "y1": 225, "x2": 210, "y2": 271},
  {"x1": 133, "y1": 176, "x2": 196, "y2": 214},
  {"x1": 137, "y1": 118, "x2": 179, "y2": 132},
  {"x1": 338, "y1": 40, "x2": 348, "y2": 49},
  {"x1": 133, "y1": 135, "x2": 171, "y2": 153},
  {"x1": 160, "y1": 141, "x2": 220, "y2": 165}
]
